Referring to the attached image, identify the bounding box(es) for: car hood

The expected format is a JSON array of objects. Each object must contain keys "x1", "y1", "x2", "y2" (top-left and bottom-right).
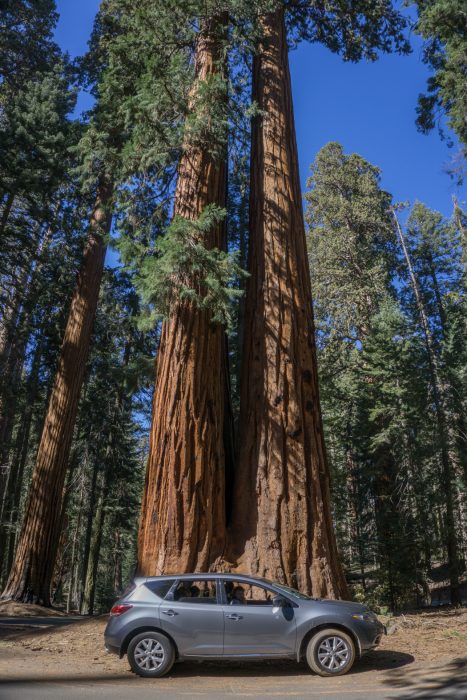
[{"x1": 302, "y1": 598, "x2": 369, "y2": 614}]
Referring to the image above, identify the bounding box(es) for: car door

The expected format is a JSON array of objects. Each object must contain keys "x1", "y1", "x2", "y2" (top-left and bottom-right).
[
  {"x1": 221, "y1": 580, "x2": 297, "y2": 656},
  {"x1": 159, "y1": 578, "x2": 224, "y2": 656}
]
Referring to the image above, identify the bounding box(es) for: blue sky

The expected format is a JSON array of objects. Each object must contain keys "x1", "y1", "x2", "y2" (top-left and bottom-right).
[{"x1": 55, "y1": 1, "x2": 464, "y2": 221}]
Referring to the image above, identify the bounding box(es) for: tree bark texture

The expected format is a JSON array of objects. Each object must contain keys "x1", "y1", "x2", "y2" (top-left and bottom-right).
[
  {"x1": 1, "y1": 176, "x2": 113, "y2": 604},
  {"x1": 137, "y1": 17, "x2": 228, "y2": 575},
  {"x1": 228, "y1": 9, "x2": 348, "y2": 599}
]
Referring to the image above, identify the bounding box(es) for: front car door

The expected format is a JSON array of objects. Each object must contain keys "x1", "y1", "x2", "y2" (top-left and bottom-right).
[
  {"x1": 158, "y1": 577, "x2": 224, "y2": 657},
  {"x1": 221, "y1": 579, "x2": 297, "y2": 657}
]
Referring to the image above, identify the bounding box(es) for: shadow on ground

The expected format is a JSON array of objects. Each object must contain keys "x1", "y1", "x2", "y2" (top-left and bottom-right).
[
  {"x1": 0, "y1": 651, "x2": 415, "y2": 686},
  {"x1": 384, "y1": 657, "x2": 467, "y2": 699}
]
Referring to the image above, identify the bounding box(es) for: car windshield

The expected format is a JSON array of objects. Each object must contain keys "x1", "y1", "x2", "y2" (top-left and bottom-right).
[{"x1": 261, "y1": 579, "x2": 312, "y2": 600}]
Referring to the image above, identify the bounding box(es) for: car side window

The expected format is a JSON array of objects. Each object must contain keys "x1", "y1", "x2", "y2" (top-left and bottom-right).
[
  {"x1": 144, "y1": 579, "x2": 176, "y2": 600},
  {"x1": 173, "y1": 579, "x2": 218, "y2": 604},
  {"x1": 223, "y1": 581, "x2": 274, "y2": 606}
]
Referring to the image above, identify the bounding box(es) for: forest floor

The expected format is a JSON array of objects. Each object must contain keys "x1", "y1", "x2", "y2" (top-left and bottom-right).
[{"x1": 0, "y1": 606, "x2": 466, "y2": 699}]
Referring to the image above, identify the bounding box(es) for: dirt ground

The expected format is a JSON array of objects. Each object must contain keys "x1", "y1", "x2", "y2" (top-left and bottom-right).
[
  {"x1": 1, "y1": 606, "x2": 466, "y2": 663},
  {"x1": 0, "y1": 600, "x2": 68, "y2": 617},
  {"x1": 0, "y1": 605, "x2": 466, "y2": 699}
]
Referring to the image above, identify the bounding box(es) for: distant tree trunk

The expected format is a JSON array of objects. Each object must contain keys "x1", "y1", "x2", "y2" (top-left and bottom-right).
[
  {"x1": 1, "y1": 176, "x2": 114, "y2": 605},
  {"x1": 67, "y1": 475, "x2": 86, "y2": 614},
  {"x1": 113, "y1": 529, "x2": 123, "y2": 595},
  {"x1": 0, "y1": 274, "x2": 28, "y2": 486},
  {"x1": 0, "y1": 225, "x2": 53, "y2": 498},
  {"x1": 227, "y1": 8, "x2": 348, "y2": 599},
  {"x1": 392, "y1": 209, "x2": 461, "y2": 605},
  {"x1": 78, "y1": 450, "x2": 100, "y2": 613},
  {"x1": 0, "y1": 192, "x2": 14, "y2": 239},
  {"x1": 137, "y1": 16, "x2": 228, "y2": 575},
  {"x1": 81, "y1": 465, "x2": 109, "y2": 615},
  {"x1": 0, "y1": 336, "x2": 43, "y2": 583}
]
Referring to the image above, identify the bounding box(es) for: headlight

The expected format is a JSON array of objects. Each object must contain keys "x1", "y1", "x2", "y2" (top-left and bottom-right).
[{"x1": 352, "y1": 611, "x2": 378, "y2": 622}]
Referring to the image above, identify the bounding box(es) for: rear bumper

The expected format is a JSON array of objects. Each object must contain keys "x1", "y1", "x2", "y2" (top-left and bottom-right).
[{"x1": 104, "y1": 642, "x2": 120, "y2": 656}]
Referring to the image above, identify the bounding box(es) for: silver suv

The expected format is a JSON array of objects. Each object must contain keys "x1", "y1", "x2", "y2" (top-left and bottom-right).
[{"x1": 104, "y1": 573, "x2": 385, "y2": 678}]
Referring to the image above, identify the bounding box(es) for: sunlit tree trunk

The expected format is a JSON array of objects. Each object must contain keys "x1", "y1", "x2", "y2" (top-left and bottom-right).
[
  {"x1": 228, "y1": 8, "x2": 348, "y2": 599},
  {"x1": 1, "y1": 176, "x2": 113, "y2": 605},
  {"x1": 137, "y1": 16, "x2": 229, "y2": 575}
]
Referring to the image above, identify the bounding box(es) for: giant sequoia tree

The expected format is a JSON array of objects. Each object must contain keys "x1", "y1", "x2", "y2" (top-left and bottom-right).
[
  {"x1": 137, "y1": 13, "x2": 231, "y2": 575},
  {"x1": 228, "y1": 7, "x2": 346, "y2": 597},
  {"x1": 228, "y1": 2, "x2": 408, "y2": 597}
]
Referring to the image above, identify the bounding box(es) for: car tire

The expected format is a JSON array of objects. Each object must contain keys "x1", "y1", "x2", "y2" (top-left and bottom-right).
[
  {"x1": 306, "y1": 628, "x2": 356, "y2": 677},
  {"x1": 127, "y1": 631, "x2": 175, "y2": 678}
]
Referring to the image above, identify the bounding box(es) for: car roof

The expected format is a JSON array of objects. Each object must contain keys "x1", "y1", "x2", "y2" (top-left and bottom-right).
[{"x1": 139, "y1": 573, "x2": 273, "y2": 584}]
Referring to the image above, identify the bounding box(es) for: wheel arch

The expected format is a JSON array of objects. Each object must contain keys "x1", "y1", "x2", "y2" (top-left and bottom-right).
[
  {"x1": 297, "y1": 623, "x2": 361, "y2": 662},
  {"x1": 120, "y1": 626, "x2": 179, "y2": 659}
]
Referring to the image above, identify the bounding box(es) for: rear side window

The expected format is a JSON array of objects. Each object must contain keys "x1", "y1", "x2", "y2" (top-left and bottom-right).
[
  {"x1": 144, "y1": 580, "x2": 176, "y2": 599},
  {"x1": 173, "y1": 579, "x2": 218, "y2": 603}
]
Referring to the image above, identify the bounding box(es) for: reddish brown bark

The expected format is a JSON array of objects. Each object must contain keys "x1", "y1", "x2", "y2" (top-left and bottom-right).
[
  {"x1": 227, "y1": 9, "x2": 348, "y2": 599},
  {"x1": 137, "y1": 18, "x2": 228, "y2": 576},
  {"x1": 1, "y1": 176, "x2": 113, "y2": 604}
]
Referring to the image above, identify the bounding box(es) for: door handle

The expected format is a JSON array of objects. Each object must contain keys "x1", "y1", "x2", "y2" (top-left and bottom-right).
[
  {"x1": 162, "y1": 609, "x2": 177, "y2": 616},
  {"x1": 226, "y1": 613, "x2": 242, "y2": 620}
]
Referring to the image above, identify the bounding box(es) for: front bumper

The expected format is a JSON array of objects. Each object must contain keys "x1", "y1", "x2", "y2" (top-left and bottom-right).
[{"x1": 354, "y1": 619, "x2": 386, "y2": 653}]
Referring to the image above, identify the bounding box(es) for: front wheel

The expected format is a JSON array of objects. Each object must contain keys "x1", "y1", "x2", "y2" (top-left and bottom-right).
[
  {"x1": 306, "y1": 628, "x2": 356, "y2": 676},
  {"x1": 127, "y1": 631, "x2": 175, "y2": 678}
]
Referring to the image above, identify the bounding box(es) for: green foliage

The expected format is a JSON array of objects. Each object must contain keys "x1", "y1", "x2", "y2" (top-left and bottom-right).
[
  {"x1": 411, "y1": 0, "x2": 467, "y2": 143},
  {"x1": 305, "y1": 141, "x2": 396, "y2": 342},
  {"x1": 306, "y1": 143, "x2": 466, "y2": 610},
  {"x1": 0, "y1": 63, "x2": 77, "y2": 197},
  {"x1": 286, "y1": 0, "x2": 410, "y2": 59},
  {"x1": 0, "y1": 0, "x2": 60, "y2": 96},
  {"x1": 134, "y1": 205, "x2": 245, "y2": 329}
]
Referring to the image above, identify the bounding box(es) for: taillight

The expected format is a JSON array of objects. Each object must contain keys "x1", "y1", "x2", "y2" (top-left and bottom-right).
[{"x1": 110, "y1": 604, "x2": 133, "y2": 616}]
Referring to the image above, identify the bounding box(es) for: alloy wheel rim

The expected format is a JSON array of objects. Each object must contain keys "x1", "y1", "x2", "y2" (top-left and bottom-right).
[
  {"x1": 317, "y1": 636, "x2": 350, "y2": 671},
  {"x1": 134, "y1": 638, "x2": 165, "y2": 671}
]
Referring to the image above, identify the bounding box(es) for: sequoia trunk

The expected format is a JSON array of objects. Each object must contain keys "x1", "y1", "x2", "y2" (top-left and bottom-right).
[
  {"x1": 1, "y1": 176, "x2": 113, "y2": 604},
  {"x1": 137, "y1": 18, "x2": 228, "y2": 575},
  {"x1": 228, "y1": 9, "x2": 348, "y2": 599}
]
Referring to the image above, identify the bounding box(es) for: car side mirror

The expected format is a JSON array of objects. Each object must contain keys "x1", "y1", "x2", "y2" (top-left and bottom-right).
[{"x1": 272, "y1": 595, "x2": 288, "y2": 608}]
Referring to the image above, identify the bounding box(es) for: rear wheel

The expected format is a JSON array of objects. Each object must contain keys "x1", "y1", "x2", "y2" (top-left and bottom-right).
[
  {"x1": 306, "y1": 628, "x2": 356, "y2": 676},
  {"x1": 127, "y1": 631, "x2": 175, "y2": 678}
]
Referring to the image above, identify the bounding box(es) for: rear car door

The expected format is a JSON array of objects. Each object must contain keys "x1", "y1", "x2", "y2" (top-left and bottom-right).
[
  {"x1": 159, "y1": 578, "x2": 224, "y2": 656},
  {"x1": 221, "y1": 580, "x2": 297, "y2": 656}
]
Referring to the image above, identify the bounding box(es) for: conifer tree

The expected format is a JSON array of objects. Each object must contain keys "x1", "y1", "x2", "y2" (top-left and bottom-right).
[
  {"x1": 394, "y1": 205, "x2": 464, "y2": 604},
  {"x1": 1, "y1": 0, "x2": 188, "y2": 603},
  {"x1": 305, "y1": 143, "x2": 466, "y2": 608},
  {"x1": 412, "y1": 0, "x2": 466, "y2": 143},
  {"x1": 229, "y1": 1, "x2": 408, "y2": 598},
  {"x1": 137, "y1": 10, "x2": 232, "y2": 575}
]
